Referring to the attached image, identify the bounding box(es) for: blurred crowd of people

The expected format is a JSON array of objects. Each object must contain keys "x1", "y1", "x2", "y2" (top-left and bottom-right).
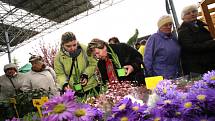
[{"x1": 1, "y1": 4, "x2": 215, "y2": 120}]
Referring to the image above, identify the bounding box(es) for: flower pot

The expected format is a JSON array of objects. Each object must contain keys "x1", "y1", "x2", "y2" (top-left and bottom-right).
[
  {"x1": 73, "y1": 83, "x2": 83, "y2": 91},
  {"x1": 117, "y1": 68, "x2": 126, "y2": 77}
]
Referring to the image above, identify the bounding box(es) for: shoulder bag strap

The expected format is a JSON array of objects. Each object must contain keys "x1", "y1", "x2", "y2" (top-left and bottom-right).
[
  {"x1": 67, "y1": 57, "x2": 76, "y2": 82},
  {"x1": 8, "y1": 77, "x2": 17, "y2": 94}
]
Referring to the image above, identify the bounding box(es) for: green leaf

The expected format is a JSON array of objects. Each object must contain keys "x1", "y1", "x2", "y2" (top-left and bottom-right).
[{"x1": 127, "y1": 29, "x2": 139, "y2": 46}]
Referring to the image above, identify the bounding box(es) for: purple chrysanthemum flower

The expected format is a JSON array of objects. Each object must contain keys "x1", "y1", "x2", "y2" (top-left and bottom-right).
[
  {"x1": 179, "y1": 88, "x2": 215, "y2": 120},
  {"x1": 191, "y1": 115, "x2": 215, "y2": 121},
  {"x1": 131, "y1": 101, "x2": 147, "y2": 113},
  {"x1": 61, "y1": 90, "x2": 76, "y2": 101},
  {"x1": 92, "y1": 107, "x2": 103, "y2": 121},
  {"x1": 147, "y1": 107, "x2": 163, "y2": 121},
  {"x1": 202, "y1": 70, "x2": 215, "y2": 88},
  {"x1": 5, "y1": 117, "x2": 20, "y2": 121},
  {"x1": 155, "y1": 99, "x2": 182, "y2": 119},
  {"x1": 71, "y1": 103, "x2": 96, "y2": 121},
  {"x1": 107, "y1": 110, "x2": 137, "y2": 121},
  {"x1": 179, "y1": 100, "x2": 200, "y2": 120},
  {"x1": 155, "y1": 80, "x2": 178, "y2": 100},
  {"x1": 111, "y1": 98, "x2": 132, "y2": 113},
  {"x1": 187, "y1": 88, "x2": 215, "y2": 115},
  {"x1": 42, "y1": 92, "x2": 76, "y2": 121},
  {"x1": 190, "y1": 80, "x2": 209, "y2": 91},
  {"x1": 115, "y1": 111, "x2": 138, "y2": 121}
]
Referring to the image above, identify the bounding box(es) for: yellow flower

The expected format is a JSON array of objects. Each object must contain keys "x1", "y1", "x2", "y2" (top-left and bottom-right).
[
  {"x1": 164, "y1": 100, "x2": 171, "y2": 104},
  {"x1": 120, "y1": 117, "x2": 128, "y2": 121},
  {"x1": 53, "y1": 104, "x2": 66, "y2": 113},
  {"x1": 9, "y1": 98, "x2": 17, "y2": 104},
  {"x1": 154, "y1": 117, "x2": 161, "y2": 121},
  {"x1": 119, "y1": 104, "x2": 126, "y2": 110},
  {"x1": 74, "y1": 108, "x2": 86, "y2": 117},
  {"x1": 197, "y1": 95, "x2": 206, "y2": 101},
  {"x1": 163, "y1": 88, "x2": 167, "y2": 94},
  {"x1": 210, "y1": 76, "x2": 215, "y2": 80},
  {"x1": 175, "y1": 112, "x2": 181, "y2": 116},
  {"x1": 41, "y1": 96, "x2": 49, "y2": 104},
  {"x1": 184, "y1": 102, "x2": 192, "y2": 108},
  {"x1": 132, "y1": 106, "x2": 139, "y2": 111},
  {"x1": 32, "y1": 99, "x2": 43, "y2": 107}
]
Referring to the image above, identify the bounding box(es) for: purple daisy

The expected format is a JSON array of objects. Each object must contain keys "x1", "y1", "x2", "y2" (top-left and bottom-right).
[
  {"x1": 92, "y1": 107, "x2": 103, "y2": 121},
  {"x1": 114, "y1": 111, "x2": 138, "y2": 121},
  {"x1": 111, "y1": 98, "x2": 132, "y2": 113},
  {"x1": 147, "y1": 107, "x2": 163, "y2": 121},
  {"x1": 62, "y1": 90, "x2": 76, "y2": 101},
  {"x1": 191, "y1": 115, "x2": 215, "y2": 121},
  {"x1": 131, "y1": 101, "x2": 147, "y2": 113},
  {"x1": 190, "y1": 80, "x2": 209, "y2": 91},
  {"x1": 155, "y1": 80, "x2": 178, "y2": 100},
  {"x1": 5, "y1": 117, "x2": 20, "y2": 121},
  {"x1": 71, "y1": 103, "x2": 96, "y2": 121},
  {"x1": 42, "y1": 94, "x2": 76, "y2": 121},
  {"x1": 186, "y1": 88, "x2": 215, "y2": 116},
  {"x1": 202, "y1": 70, "x2": 215, "y2": 88},
  {"x1": 155, "y1": 99, "x2": 182, "y2": 119}
]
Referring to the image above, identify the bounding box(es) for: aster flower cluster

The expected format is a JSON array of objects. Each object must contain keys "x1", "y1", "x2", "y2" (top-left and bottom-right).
[
  {"x1": 107, "y1": 97, "x2": 148, "y2": 121},
  {"x1": 5, "y1": 117, "x2": 21, "y2": 121},
  {"x1": 42, "y1": 90, "x2": 102, "y2": 121},
  {"x1": 147, "y1": 71, "x2": 215, "y2": 121},
  {"x1": 147, "y1": 93, "x2": 183, "y2": 121},
  {"x1": 202, "y1": 70, "x2": 215, "y2": 88},
  {"x1": 5, "y1": 70, "x2": 215, "y2": 121},
  {"x1": 154, "y1": 79, "x2": 178, "y2": 100}
]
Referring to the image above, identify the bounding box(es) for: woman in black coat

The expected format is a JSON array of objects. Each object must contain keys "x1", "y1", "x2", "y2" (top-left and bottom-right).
[
  {"x1": 178, "y1": 4, "x2": 215, "y2": 75},
  {"x1": 87, "y1": 38, "x2": 145, "y2": 86}
]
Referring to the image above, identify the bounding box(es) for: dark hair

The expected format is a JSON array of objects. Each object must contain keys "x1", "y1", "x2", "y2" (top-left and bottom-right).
[
  {"x1": 29, "y1": 55, "x2": 43, "y2": 62},
  {"x1": 61, "y1": 32, "x2": 76, "y2": 44},
  {"x1": 87, "y1": 38, "x2": 108, "y2": 56},
  {"x1": 108, "y1": 37, "x2": 120, "y2": 44}
]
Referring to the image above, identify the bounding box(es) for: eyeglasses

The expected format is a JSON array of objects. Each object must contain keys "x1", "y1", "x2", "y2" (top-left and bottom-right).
[
  {"x1": 163, "y1": 23, "x2": 173, "y2": 27},
  {"x1": 185, "y1": 10, "x2": 198, "y2": 15}
]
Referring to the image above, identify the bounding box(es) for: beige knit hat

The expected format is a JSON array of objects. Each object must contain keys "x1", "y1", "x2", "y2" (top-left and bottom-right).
[
  {"x1": 157, "y1": 15, "x2": 173, "y2": 28},
  {"x1": 4, "y1": 63, "x2": 18, "y2": 72},
  {"x1": 181, "y1": 4, "x2": 198, "y2": 19}
]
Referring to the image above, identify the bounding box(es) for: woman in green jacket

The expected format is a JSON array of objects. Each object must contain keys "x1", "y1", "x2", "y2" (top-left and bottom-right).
[{"x1": 54, "y1": 32, "x2": 100, "y2": 101}]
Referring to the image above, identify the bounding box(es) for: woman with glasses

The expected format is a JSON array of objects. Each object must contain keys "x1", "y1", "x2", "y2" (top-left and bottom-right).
[
  {"x1": 87, "y1": 39, "x2": 147, "y2": 101},
  {"x1": 178, "y1": 4, "x2": 215, "y2": 76},
  {"x1": 54, "y1": 32, "x2": 99, "y2": 101},
  {"x1": 144, "y1": 15, "x2": 181, "y2": 79}
]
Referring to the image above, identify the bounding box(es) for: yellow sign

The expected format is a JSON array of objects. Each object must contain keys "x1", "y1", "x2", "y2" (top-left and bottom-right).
[
  {"x1": 41, "y1": 96, "x2": 49, "y2": 104},
  {"x1": 145, "y1": 76, "x2": 163, "y2": 90}
]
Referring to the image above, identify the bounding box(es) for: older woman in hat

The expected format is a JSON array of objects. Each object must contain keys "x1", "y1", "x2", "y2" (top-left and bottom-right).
[
  {"x1": 21, "y1": 55, "x2": 59, "y2": 97},
  {"x1": 178, "y1": 4, "x2": 215, "y2": 75},
  {"x1": 144, "y1": 15, "x2": 181, "y2": 79},
  {"x1": 0, "y1": 63, "x2": 25, "y2": 100},
  {"x1": 0, "y1": 63, "x2": 26, "y2": 120}
]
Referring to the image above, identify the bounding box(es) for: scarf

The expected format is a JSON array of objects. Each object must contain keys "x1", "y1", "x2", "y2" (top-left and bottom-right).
[
  {"x1": 105, "y1": 58, "x2": 119, "y2": 86},
  {"x1": 61, "y1": 44, "x2": 82, "y2": 58}
]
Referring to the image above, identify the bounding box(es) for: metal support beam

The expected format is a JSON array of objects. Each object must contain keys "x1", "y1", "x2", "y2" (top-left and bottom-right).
[
  {"x1": 5, "y1": 31, "x2": 11, "y2": 63},
  {"x1": 166, "y1": 0, "x2": 179, "y2": 37}
]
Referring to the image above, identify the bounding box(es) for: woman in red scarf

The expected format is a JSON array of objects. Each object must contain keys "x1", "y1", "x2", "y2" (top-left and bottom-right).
[{"x1": 87, "y1": 38, "x2": 147, "y2": 102}]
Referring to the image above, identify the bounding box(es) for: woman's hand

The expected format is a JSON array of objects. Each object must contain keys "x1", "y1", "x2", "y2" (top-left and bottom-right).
[
  {"x1": 123, "y1": 65, "x2": 134, "y2": 76},
  {"x1": 80, "y1": 78, "x2": 88, "y2": 86}
]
